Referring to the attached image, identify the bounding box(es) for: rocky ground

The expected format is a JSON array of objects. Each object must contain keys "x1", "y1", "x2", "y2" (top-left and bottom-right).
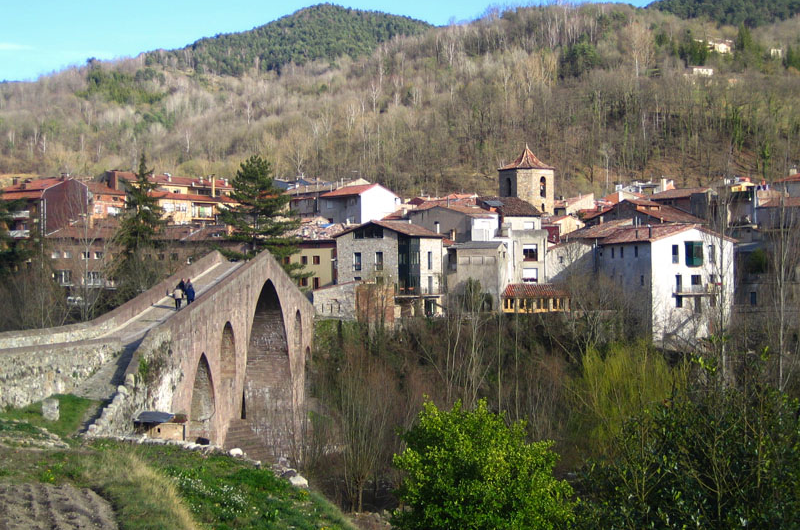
[{"x1": 0, "y1": 482, "x2": 118, "y2": 530}]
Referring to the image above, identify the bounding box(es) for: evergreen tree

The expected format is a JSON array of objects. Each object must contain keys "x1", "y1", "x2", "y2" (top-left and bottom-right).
[
  {"x1": 113, "y1": 154, "x2": 166, "y2": 299},
  {"x1": 219, "y1": 155, "x2": 303, "y2": 277},
  {"x1": 116, "y1": 154, "x2": 165, "y2": 255}
]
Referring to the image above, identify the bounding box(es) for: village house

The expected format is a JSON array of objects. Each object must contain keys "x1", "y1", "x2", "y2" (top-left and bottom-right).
[
  {"x1": 548, "y1": 221, "x2": 735, "y2": 349},
  {"x1": 284, "y1": 218, "x2": 345, "y2": 291},
  {"x1": 333, "y1": 219, "x2": 445, "y2": 317},
  {"x1": 406, "y1": 203, "x2": 498, "y2": 242},
  {"x1": 285, "y1": 177, "x2": 370, "y2": 218},
  {"x1": 1, "y1": 176, "x2": 90, "y2": 239},
  {"x1": 582, "y1": 198, "x2": 706, "y2": 227},
  {"x1": 446, "y1": 241, "x2": 509, "y2": 309},
  {"x1": 148, "y1": 190, "x2": 236, "y2": 225},
  {"x1": 87, "y1": 182, "x2": 126, "y2": 222},
  {"x1": 318, "y1": 182, "x2": 401, "y2": 224},
  {"x1": 103, "y1": 170, "x2": 233, "y2": 198},
  {"x1": 501, "y1": 283, "x2": 570, "y2": 314}
]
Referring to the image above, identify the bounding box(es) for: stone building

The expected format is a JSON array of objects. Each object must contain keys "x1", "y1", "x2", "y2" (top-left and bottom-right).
[{"x1": 498, "y1": 145, "x2": 555, "y2": 215}]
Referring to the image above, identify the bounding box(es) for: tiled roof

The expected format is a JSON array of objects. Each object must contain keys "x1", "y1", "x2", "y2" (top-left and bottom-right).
[
  {"x1": 334, "y1": 220, "x2": 445, "y2": 239},
  {"x1": 477, "y1": 196, "x2": 542, "y2": 217},
  {"x1": 635, "y1": 204, "x2": 705, "y2": 224},
  {"x1": 566, "y1": 219, "x2": 633, "y2": 239},
  {"x1": 502, "y1": 283, "x2": 568, "y2": 299},
  {"x1": 320, "y1": 183, "x2": 379, "y2": 198},
  {"x1": 2, "y1": 177, "x2": 65, "y2": 198},
  {"x1": 602, "y1": 190, "x2": 645, "y2": 204},
  {"x1": 111, "y1": 171, "x2": 232, "y2": 190},
  {"x1": 650, "y1": 187, "x2": 712, "y2": 200},
  {"x1": 498, "y1": 145, "x2": 554, "y2": 170},
  {"x1": 87, "y1": 182, "x2": 126, "y2": 196},
  {"x1": 451, "y1": 241, "x2": 506, "y2": 250},
  {"x1": 149, "y1": 190, "x2": 223, "y2": 202},
  {"x1": 411, "y1": 204, "x2": 495, "y2": 218},
  {"x1": 599, "y1": 223, "x2": 737, "y2": 244}
]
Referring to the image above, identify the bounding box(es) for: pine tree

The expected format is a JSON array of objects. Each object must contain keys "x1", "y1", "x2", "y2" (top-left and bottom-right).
[
  {"x1": 220, "y1": 155, "x2": 304, "y2": 277},
  {"x1": 112, "y1": 154, "x2": 166, "y2": 299},
  {"x1": 116, "y1": 154, "x2": 165, "y2": 254}
]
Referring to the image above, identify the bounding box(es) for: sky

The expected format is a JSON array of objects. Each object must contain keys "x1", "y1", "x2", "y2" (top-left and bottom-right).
[{"x1": 1, "y1": 0, "x2": 649, "y2": 82}]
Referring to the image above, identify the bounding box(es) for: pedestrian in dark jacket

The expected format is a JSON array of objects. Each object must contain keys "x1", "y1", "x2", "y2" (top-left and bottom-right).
[
  {"x1": 174, "y1": 279, "x2": 186, "y2": 310},
  {"x1": 185, "y1": 279, "x2": 195, "y2": 305}
]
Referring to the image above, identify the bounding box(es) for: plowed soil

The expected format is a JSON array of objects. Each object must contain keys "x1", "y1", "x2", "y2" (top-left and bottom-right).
[{"x1": 0, "y1": 482, "x2": 118, "y2": 529}]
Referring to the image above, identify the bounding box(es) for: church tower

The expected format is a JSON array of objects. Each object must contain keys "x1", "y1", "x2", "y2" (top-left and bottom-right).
[{"x1": 498, "y1": 145, "x2": 555, "y2": 215}]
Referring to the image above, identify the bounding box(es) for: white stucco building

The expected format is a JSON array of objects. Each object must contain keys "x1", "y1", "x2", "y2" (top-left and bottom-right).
[{"x1": 319, "y1": 183, "x2": 400, "y2": 224}]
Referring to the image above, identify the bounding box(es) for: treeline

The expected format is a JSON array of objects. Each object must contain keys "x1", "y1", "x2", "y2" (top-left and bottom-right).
[
  {"x1": 145, "y1": 4, "x2": 431, "y2": 76},
  {"x1": 651, "y1": 0, "x2": 800, "y2": 27},
  {"x1": 2, "y1": 4, "x2": 800, "y2": 199}
]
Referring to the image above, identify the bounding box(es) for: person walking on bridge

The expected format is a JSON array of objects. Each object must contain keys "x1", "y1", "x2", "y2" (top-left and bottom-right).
[
  {"x1": 173, "y1": 278, "x2": 186, "y2": 310},
  {"x1": 185, "y1": 279, "x2": 195, "y2": 305}
]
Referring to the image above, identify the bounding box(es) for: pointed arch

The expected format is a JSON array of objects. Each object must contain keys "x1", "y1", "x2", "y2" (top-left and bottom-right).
[
  {"x1": 540, "y1": 175, "x2": 547, "y2": 198},
  {"x1": 190, "y1": 353, "x2": 216, "y2": 442}
]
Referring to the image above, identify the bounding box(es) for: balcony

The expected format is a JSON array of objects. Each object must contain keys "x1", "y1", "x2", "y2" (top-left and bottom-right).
[
  {"x1": 673, "y1": 283, "x2": 718, "y2": 295},
  {"x1": 9, "y1": 229, "x2": 30, "y2": 239},
  {"x1": 11, "y1": 210, "x2": 30, "y2": 219}
]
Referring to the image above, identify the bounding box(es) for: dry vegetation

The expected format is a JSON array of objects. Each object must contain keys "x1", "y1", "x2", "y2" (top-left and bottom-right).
[{"x1": 1, "y1": 4, "x2": 800, "y2": 199}]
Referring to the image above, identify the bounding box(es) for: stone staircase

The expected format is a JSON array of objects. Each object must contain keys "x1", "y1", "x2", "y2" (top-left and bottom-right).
[{"x1": 224, "y1": 419, "x2": 272, "y2": 462}]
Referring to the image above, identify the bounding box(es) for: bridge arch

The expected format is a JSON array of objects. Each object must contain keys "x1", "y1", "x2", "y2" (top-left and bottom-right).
[{"x1": 190, "y1": 353, "x2": 216, "y2": 443}]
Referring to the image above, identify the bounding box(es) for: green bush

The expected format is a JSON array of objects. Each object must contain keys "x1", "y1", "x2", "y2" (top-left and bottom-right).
[{"x1": 392, "y1": 400, "x2": 574, "y2": 530}]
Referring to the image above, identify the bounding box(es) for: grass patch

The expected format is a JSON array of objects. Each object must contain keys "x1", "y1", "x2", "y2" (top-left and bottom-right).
[
  {"x1": 0, "y1": 394, "x2": 97, "y2": 440},
  {"x1": 0, "y1": 438, "x2": 355, "y2": 530}
]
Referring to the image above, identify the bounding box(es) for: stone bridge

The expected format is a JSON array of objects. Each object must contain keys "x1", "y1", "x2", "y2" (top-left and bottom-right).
[{"x1": 0, "y1": 250, "x2": 314, "y2": 460}]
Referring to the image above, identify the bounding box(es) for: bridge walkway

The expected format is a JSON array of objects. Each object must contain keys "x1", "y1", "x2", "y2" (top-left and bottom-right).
[{"x1": 74, "y1": 259, "x2": 243, "y2": 401}]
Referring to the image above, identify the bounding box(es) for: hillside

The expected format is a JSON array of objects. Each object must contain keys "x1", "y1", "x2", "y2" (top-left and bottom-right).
[
  {"x1": 649, "y1": 0, "x2": 800, "y2": 27},
  {"x1": 1, "y1": 3, "x2": 800, "y2": 200},
  {"x1": 146, "y1": 4, "x2": 432, "y2": 75}
]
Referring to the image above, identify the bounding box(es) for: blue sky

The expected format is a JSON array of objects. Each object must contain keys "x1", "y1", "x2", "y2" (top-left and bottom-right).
[{"x1": 1, "y1": 1, "x2": 649, "y2": 82}]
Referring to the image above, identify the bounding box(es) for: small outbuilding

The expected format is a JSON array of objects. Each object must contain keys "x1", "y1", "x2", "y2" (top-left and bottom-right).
[{"x1": 133, "y1": 411, "x2": 186, "y2": 441}]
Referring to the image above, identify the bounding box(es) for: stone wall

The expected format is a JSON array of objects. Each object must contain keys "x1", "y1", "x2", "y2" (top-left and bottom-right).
[
  {"x1": 0, "y1": 338, "x2": 122, "y2": 409},
  {"x1": 313, "y1": 282, "x2": 357, "y2": 320},
  {"x1": 0, "y1": 251, "x2": 224, "y2": 350}
]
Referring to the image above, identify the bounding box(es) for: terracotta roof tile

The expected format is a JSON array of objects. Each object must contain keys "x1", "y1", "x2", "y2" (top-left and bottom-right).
[
  {"x1": 759, "y1": 197, "x2": 800, "y2": 208},
  {"x1": 320, "y1": 183, "x2": 380, "y2": 198},
  {"x1": 477, "y1": 196, "x2": 542, "y2": 217},
  {"x1": 774, "y1": 173, "x2": 800, "y2": 184},
  {"x1": 502, "y1": 283, "x2": 568, "y2": 299},
  {"x1": 334, "y1": 220, "x2": 444, "y2": 239},
  {"x1": 498, "y1": 145, "x2": 554, "y2": 170},
  {"x1": 149, "y1": 190, "x2": 223, "y2": 202},
  {"x1": 112, "y1": 171, "x2": 232, "y2": 190},
  {"x1": 87, "y1": 182, "x2": 126, "y2": 196},
  {"x1": 650, "y1": 187, "x2": 712, "y2": 200}
]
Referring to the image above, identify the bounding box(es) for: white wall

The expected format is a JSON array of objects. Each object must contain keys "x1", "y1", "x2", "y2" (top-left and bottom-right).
[{"x1": 358, "y1": 186, "x2": 400, "y2": 223}]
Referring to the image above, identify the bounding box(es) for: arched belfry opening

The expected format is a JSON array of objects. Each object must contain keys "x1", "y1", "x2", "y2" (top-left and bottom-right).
[
  {"x1": 505, "y1": 177, "x2": 513, "y2": 196},
  {"x1": 225, "y1": 279, "x2": 292, "y2": 460},
  {"x1": 190, "y1": 353, "x2": 216, "y2": 443},
  {"x1": 540, "y1": 176, "x2": 547, "y2": 198}
]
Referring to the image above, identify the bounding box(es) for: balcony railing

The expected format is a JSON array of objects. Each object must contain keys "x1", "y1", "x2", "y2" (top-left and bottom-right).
[
  {"x1": 673, "y1": 284, "x2": 718, "y2": 295},
  {"x1": 11, "y1": 210, "x2": 30, "y2": 219},
  {"x1": 9, "y1": 229, "x2": 30, "y2": 239}
]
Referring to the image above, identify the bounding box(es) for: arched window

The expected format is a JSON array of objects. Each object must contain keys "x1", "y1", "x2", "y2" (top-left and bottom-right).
[
  {"x1": 540, "y1": 176, "x2": 547, "y2": 198},
  {"x1": 506, "y1": 177, "x2": 513, "y2": 196}
]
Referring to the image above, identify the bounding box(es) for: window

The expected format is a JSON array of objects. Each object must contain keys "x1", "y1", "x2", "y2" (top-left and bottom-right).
[
  {"x1": 353, "y1": 225, "x2": 384, "y2": 239},
  {"x1": 301, "y1": 255, "x2": 308, "y2": 265},
  {"x1": 672, "y1": 244, "x2": 679, "y2": 264},
  {"x1": 522, "y1": 268, "x2": 538, "y2": 283},
  {"x1": 640, "y1": 275, "x2": 644, "y2": 286},
  {"x1": 411, "y1": 252, "x2": 419, "y2": 265},
  {"x1": 299, "y1": 277, "x2": 308, "y2": 287},
  {"x1": 94, "y1": 251, "x2": 103, "y2": 259},
  {"x1": 676, "y1": 274, "x2": 682, "y2": 291},
  {"x1": 449, "y1": 229, "x2": 457, "y2": 240},
  {"x1": 313, "y1": 255, "x2": 320, "y2": 265},
  {"x1": 81, "y1": 251, "x2": 90, "y2": 260},
  {"x1": 750, "y1": 291, "x2": 757, "y2": 306},
  {"x1": 54, "y1": 270, "x2": 71, "y2": 285},
  {"x1": 86, "y1": 271, "x2": 102, "y2": 286},
  {"x1": 428, "y1": 276, "x2": 433, "y2": 294},
  {"x1": 709, "y1": 244, "x2": 716, "y2": 264},
  {"x1": 353, "y1": 252, "x2": 362, "y2": 271},
  {"x1": 427, "y1": 251, "x2": 433, "y2": 269},
  {"x1": 63, "y1": 251, "x2": 72, "y2": 259},
  {"x1": 540, "y1": 176, "x2": 547, "y2": 198},
  {"x1": 611, "y1": 248, "x2": 615, "y2": 259},
  {"x1": 634, "y1": 245, "x2": 638, "y2": 258},
  {"x1": 691, "y1": 275, "x2": 701, "y2": 286},
  {"x1": 354, "y1": 276, "x2": 361, "y2": 281},
  {"x1": 313, "y1": 277, "x2": 320, "y2": 289},
  {"x1": 50, "y1": 251, "x2": 59, "y2": 259},
  {"x1": 676, "y1": 295, "x2": 683, "y2": 308},
  {"x1": 523, "y1": 244, "x2": 538, "y2": 261},
  {"x1": 685, "y1": 241, "x2": 703, "y2": 267},
  {"x1": 283, "y1": 256, "x2": 290, "y2": 265},
  {"x1": 620, "y1": 247, "x2": 624, "y2": 258},
  {"x1": 694, "y1": 297, "x2": 702, "y2": 314}
]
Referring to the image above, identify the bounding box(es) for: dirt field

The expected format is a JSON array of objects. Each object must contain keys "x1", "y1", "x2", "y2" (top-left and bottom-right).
[{"x1": 0, "y1": 482, "x2": 118, "y2": 530}]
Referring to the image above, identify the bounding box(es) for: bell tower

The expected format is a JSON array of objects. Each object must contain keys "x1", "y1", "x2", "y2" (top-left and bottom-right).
[{"x1": 498, "y1": 145, "x2": 555, "y2": 214}]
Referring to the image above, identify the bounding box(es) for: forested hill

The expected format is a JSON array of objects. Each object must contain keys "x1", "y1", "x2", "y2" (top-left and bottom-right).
[
  {"x1": 144, "y1": 3, "x2": 432, "y2": 75},
  {"x1": 649, "y1": 0, "x2": 800, "y2": 27}
]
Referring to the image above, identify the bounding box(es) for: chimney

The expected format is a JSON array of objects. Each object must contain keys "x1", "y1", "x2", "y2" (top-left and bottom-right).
[
  {"x1": 60, "y1": 172, "x2": 69, "y2": 181},
  {"x1": 648, "y1": 224, "x2": 652, "y2": 239},
  {"x1": 435, "y1": 221, "x2": 440, "y2": 233},
  {"x1": 224, "y1": 178, "x2": 229, "y2": 187},
  {"x1": 12, "y1": 177, "x2": 18, "y2": 186},
  {"x1": 211, "y1": 175, "x2": 216, "y2": 197},
  {"x1": 790, "y1": 165, "x2": 798, "y2": 176},
  {"x1": 199, "y1": 175, "x2": 204, "y2": 184}
]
